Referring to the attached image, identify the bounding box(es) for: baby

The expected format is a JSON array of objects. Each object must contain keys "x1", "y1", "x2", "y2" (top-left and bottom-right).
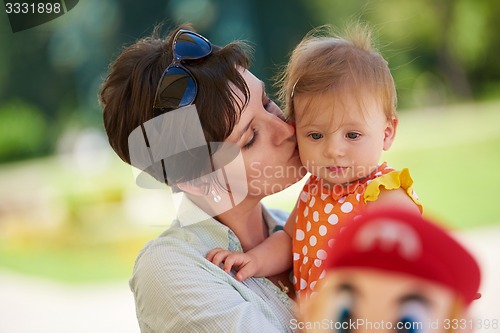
[{"x1": 208, "y1": 23, "x2": 422, "y2": 299}]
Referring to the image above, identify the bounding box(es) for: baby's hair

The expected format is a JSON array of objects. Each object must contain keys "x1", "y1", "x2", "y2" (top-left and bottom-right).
[{"x1": 276, "y1": 22, "x2": 397, "y2": 122}]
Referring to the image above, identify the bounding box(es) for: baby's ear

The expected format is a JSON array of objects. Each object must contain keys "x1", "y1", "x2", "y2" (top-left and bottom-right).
[{"x1": 383, "y1": 117, "x2": 398, "y2": 151}]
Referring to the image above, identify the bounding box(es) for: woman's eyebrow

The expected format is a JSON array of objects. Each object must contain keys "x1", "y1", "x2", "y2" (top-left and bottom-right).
[
  {"x1": 237, "y1": 120, "x2": 253, "y2": 142},
  {"x1": 234, "y1": 82, "x2": 265, "y2": 142}
]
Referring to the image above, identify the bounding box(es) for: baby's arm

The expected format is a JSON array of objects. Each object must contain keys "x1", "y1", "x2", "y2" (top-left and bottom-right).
[
  {"x1": 366, "y1": 187, "x2": 421, "y2": 214},
  {"x1": 207, "y1": 205, "x2": 297, "y2": 281}
]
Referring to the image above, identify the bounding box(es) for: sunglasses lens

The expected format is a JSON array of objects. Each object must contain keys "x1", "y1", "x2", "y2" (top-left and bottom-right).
[
  {"x1": 175, "y1": 31, "x2": 212, "y2": 59},
  {"x1": 154, "y1": 67, "x2": 196, "y2": 110}
]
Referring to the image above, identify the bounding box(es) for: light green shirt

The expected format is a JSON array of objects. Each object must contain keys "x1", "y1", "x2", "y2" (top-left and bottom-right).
[{"x1": 130, "y1": 195, "x2": 296, "y2": 332}]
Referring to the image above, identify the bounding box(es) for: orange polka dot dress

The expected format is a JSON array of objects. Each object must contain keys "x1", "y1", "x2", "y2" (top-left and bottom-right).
[{"x1": 292, "y1": 163, "x2": 422, "y2": 298}]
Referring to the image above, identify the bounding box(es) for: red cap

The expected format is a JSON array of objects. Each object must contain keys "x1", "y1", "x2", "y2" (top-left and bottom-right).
[{"x1": 324, "y1": 208, "x2": 481, "y2": 306}]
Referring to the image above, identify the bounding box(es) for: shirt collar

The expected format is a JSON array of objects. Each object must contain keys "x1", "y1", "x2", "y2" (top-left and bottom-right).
[
  {"x1": 176, "y1": 193, "x2": 215, "y2": 227},
  {"x1": 176, "y1": 193, "x2": 284, "y2": 237}
]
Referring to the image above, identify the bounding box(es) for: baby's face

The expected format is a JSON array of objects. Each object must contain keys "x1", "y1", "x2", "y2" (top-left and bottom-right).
[
  {"x1": 299, "y1": 268, "x2": 459, "y2": 333},
  {"x1": 293, "y1": 91, "x2": 396, "y2": 186}
]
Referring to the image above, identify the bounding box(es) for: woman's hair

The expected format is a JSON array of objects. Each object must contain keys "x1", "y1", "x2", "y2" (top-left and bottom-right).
[
  {"x1": 99, "y1": 23, "x2": 251, "y2": 185},
  {"x1": 276, "y1": 23, "x2": 397, "y2": 121}
]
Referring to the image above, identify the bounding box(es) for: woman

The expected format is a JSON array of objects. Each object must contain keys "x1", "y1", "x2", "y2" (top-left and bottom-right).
[{"x1": 99, "y1": 23, "x2": 304, "y2": 332}]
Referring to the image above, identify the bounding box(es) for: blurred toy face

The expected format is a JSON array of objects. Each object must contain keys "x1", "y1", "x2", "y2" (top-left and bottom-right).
[{"x1": 299, "y1": 268, "x2": 459, "y2": 333}]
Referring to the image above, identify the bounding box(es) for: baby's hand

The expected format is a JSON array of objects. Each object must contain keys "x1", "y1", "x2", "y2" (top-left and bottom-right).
[{"x1": 206, "y1": 248, "x2": 259, "y2": 281}]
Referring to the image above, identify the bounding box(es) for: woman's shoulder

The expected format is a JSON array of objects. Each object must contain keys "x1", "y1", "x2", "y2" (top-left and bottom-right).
[
  {"x1": 134, "y1": 225, "x2": 201, "y2": 270},
  {"x1": 132, "y1": 218, "x2": 231, "y2": 277}
]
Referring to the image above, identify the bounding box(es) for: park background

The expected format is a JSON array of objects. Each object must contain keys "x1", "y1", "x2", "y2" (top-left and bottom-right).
[{"x1": 0, "y1": 0, "x2": 499, "y2": 332}]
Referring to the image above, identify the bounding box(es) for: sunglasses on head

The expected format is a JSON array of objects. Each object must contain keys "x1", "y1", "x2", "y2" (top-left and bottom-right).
[{"x1": 152, "y1": 29, "x2": 213, "y2": 116}]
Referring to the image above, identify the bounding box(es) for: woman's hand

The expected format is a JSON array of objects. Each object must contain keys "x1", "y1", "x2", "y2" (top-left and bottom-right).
[{"x1": 206, "y1": 248, "x2": 260, "y2": 281}]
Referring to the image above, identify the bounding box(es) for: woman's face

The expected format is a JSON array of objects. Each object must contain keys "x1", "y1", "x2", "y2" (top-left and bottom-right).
[{"x1": 222, "y1": 69, "x2": 305, "y2": 200}]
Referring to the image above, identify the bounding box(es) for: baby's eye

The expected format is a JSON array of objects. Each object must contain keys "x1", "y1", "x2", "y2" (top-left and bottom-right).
[
  {"x1": 309, "y1": 133, "x2": 323, "y2": 140},
  {"x1": 346, "y1": 132, "x2": 360, "y2": 140}
]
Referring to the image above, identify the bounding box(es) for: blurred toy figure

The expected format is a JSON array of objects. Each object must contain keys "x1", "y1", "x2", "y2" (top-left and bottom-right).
[{"x1": 298, "y1": 208, "x2": 481, "y2": 333}]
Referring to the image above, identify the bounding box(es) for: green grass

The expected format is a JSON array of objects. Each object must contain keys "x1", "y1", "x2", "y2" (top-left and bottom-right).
[
  {"x1": 387, "y1": 134, "x2": 500, "y2": 229},
  {"x1": 0, "y1": 236, "x2": 152, "y2": 284},
  {"x1": 385, "y1": 101, "x2": 500, "y2": 228},
  {"x1": 0, "y1": 244, "x2": 130, "y2": 283},
  {"x1": 264, "y1": 100, "x2": 500, "y2": 229},
  {"x1": 1, "y1": 100, "x2": 499, "y2": 283}
]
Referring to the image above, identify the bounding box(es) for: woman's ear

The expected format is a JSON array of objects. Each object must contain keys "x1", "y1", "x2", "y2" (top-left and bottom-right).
[
  {"x1": 383, "y1": 117, "x2": 398, "y2": 151},
  {"x1": 176, "y1": 178, "x2": 210, "y2": 197}
]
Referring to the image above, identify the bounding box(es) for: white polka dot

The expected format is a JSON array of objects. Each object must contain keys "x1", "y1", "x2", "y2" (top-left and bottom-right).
[
  {"x1": 319, "y1": 269, "x2": 326, "y2": 279},
  {"x1": 306, "y1": 221, "x2": 312, "y2": 232},
  {"x1": 303, "y1": 206, "x2": 309, "y2": 217},
  {"x1": 320, "y1": 193, "x2": 329, "y2": 200},
  {"x1": 314, "y1": 259, "x2": 322, "y2": 267},
  {"x1": 302, "y1": 245, "x2": 308, "y2": 255},
  {"x1": 375, "y1": 171, "x2": 382, "y2": 177},
  {"x1": 341, "y1": 202, "x2": 353, "y2": 213},
  {"x1": 324, "y1": 203, "x2": 334, "y2": 214},
  {"x1": 302, "y1": 257, "x2": 309, "y2": 265},
  {"x1": 317, "y1": 249, "x2": 327, "y2": 260},
  {"x1": 312, "y1": 211, "x2": 319, "y2": 222},
  {"x1": 300, "y1": 192, "x2": 308, "y2": 202},
  {"x1": 310, "y1": 281, "x2": 317, "y2": 290},
  {"x1": 293, "y1": 252, "x2": 300, "y2": 261},
  {"x1": 338, "y1": 196, "x2": 346, "y2": 203},
  {"x1": 309, "y1": 235, "x2": 317, "y2": 247},
  {"x1": 296, "y1": 229, "x2": 305, "y2": 241},
  {"x1": 319, "y1": 225, "x2": 327, "y2": 236},
  {"x1": 292, "y1": 276, "x2": 297, "y2": 285},
  {"x1": 300, "y1": 279, "x2": 308, "y2": 290},
  {"x1": 328, "y1": 214, "x2": 339, "y2": 225},
  {"x1": 356, "y1": 193, "x2": 361, "y2": 202},
  {"x1": 309, "y1": 196, "x2": 316, "y2": 207},
  {"x1": 328, "y1": 239, "x2": 335, "y2": 248}
]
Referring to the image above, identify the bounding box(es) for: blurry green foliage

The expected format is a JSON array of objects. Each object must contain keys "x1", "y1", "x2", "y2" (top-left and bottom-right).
[
  {"x1": 0, "y1": 100, "x2": 49, "y2": 161},
  {"x1": 306, "y1": 0, "x2": 500, "y2": 107},
  {"x1": 1, "y1": 0, "x2": 500, "y2": 163}
]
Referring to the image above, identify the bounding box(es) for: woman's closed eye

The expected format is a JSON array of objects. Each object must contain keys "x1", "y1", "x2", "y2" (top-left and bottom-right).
[{"x1": 243, "y1": 129, "x2": 258, "y2": 149}]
